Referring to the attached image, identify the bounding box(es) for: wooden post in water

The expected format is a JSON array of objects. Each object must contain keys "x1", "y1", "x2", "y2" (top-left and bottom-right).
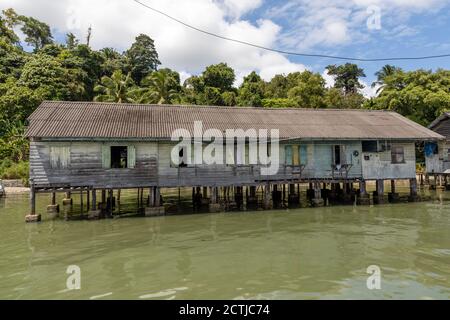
[
  {"x1": 86, "y1": 188, "x2": 90, "y2": 212},
  {"x1": 357, "y1": 180, "x2": 369, "y2": 205},
  {"x1": 80, "y1": 190, "x2": 84, "y2": 215},
  {"x1": 101, "y1": 189, "x2": 106, "y2": 207},
  {"x1": 409, "y1": 178, "x2": 418, "y2": 202},
  {"x1": 109, "y1": 189, "x2": 113, "y2": 215},
  {"x1": 154, "y1": 187, "x2": 161, "y2": 207},
  {"x1": 25, "y1": 183, "x2": 41, "y2": 223},
  {"x1": 92, "y1": 189, "x2": 97, "y2": 210},
  {"x1": 47, "y1": 188, "x2": 60, "y2": 218},
  {"x1": 374, "y1": 179, "x2": 385, "y2": 204},
  {"x1": 263, "y1": 183, "x2": 271, "y2": 209},
  {"x1": 149, "y1": 187, "x2": 155, "y2": 207}
]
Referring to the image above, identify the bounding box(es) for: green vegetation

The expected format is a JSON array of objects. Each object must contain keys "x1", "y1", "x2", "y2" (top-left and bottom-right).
[{"x1": 0, "y1": 8, "x2": 449, "y2": 181}]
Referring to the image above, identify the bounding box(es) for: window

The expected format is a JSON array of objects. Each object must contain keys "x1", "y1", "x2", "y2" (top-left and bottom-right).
[
  {"x1": 102, "y1": 145, "x2": 135, "y2": 169},
  {"x1": 111, "y1": 146, "x2": 128, "y2": 168},
  {"x1": 50, "y1": 146, "x2": 70, "y2": 169},
  {"x1": 391, "y1": 146, "x2": 405, "y2": 164},
  {"x1": 448, "y1": 148, "x2": 450, "y2": 161},
  {"x1": 333, "y1": 145, "x2": 345, "y2": 165},
  {"x1": 362, "y1": 141, "x2": 377, "y2": 152}
]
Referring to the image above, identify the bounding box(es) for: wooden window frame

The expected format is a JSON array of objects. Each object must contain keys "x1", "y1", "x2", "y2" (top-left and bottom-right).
[{"x1": 391, "y1": 146, "x2": 405, "y2": 164}]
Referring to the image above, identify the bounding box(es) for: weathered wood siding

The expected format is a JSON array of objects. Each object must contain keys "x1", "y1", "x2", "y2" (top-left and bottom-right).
[
  {"x1": 30, "y1": 141, "x2": 158, "y2": 188},
  {"x1": 30, "y1": 139, "x2": 420, "y2": 189},
  {"x1": 362, "y1": 142, "x2": 416, "y2": 179},
  {"x1": 425, "y1": 140, "x2": 450, "y2": 173}
]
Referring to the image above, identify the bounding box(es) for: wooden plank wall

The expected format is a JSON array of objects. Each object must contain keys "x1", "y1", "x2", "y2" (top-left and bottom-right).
[{"x1": 30, "y1": 139, "x2": 420, "y2": 189}]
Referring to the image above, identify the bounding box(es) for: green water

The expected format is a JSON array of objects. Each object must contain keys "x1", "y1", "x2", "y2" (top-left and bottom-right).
[{"x1": 0, "y1": 191, "x2": 449, "y2": 300}]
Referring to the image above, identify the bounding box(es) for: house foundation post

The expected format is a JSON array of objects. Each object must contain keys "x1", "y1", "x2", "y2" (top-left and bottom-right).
[
  {"x1": 373, "y1": 179, "x2": 386, "y2": 204},
  {"x1": 288, "y1": 184, "x2": 299, "y2": 207},
  {"x1": 357, "y1": 180, "x2": 370, "y2": 205},
  {"x1": 62, "y1": 191, "x2": 73, "y2": 206},
  {"x1": 25, "y1": 183, "x2": 41, "y2": 223},
  {"x1": 409, "y1": 178, "x2": 420, "y2": 202},
  {"x1": 88, "y1": 189, "x2": 101, "y2": 219},
  {"x1": 209, "y1": 187, "x2": 222, "y2": 213},
  {"x1": 263, "y1": 183, "x2": 272, "y2": 210},
  {"x1": 388, "y1": 179, "x2": 400, "y2": 202},
  {"x1": 145, "y1": 187, "x2": 164, "y2": 217},
  {"x1": 47, "y1": 189, "x2": 59, "y2": 218},
  {"x1": 312, "y1": 182, "x2": 324, "y2": 207}
]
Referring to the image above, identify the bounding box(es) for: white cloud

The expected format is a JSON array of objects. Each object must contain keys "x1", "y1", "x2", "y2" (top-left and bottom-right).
[
  {"x1": 322, "y1": 70, "x2": 335, "y2": 88},
  {"x1": 360, "y1": 80, "x2": 379, "y2": 98},
  {"x1": 1, "y1": 0, "x2": 307, "y2": 86},
  {"x1": 220, "y1": 0, "x2": 263, "y2": 19},
  {"x1": 268, "y1": 0, "x2": 450, "y2": 51}
]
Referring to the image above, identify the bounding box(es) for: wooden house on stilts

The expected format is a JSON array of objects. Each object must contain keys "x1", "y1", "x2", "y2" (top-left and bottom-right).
[{"x1": 24, "y1": 101, "x2": 444, "y2": 222}]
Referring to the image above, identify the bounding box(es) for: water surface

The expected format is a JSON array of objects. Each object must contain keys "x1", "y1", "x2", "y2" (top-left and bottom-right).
[{"x1": 0, "y1": 192, "x2": 449, "y2": 299}]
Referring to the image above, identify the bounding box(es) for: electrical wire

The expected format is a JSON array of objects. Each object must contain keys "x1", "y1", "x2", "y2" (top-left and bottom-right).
[{"x1": 132, "y1": 0, "x2": 450, "y2": 62}]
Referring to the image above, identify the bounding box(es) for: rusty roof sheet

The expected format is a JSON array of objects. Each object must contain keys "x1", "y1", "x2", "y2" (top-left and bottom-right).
[{"x1": 25, "y1": 101, "x2": 445, "y2": 140}]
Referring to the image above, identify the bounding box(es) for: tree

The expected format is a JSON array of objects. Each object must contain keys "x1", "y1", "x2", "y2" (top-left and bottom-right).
[
  {"x1": 287, "y1": 71, "x2": 327, "y2": 108},
  {"x1": 125, "y1": 34, "x2": 161, "y2": 84},
  {"x1": 60, "y1": 44, "x2": 103, "y2": 99},
  {"x1": 237, "y1": 71, "x2": 265, "y2": 107},
  {"x1": 99, "y1": 47, "x2": 126, "y2": 77},
  {"x1": 364, "y1": 69, "x2": 450, "y2": 125},
  {"x1": 65, "y1": 33, "x2": 79, "y2": 49},
  {"x1": 325, "y1": 88, "x2": 365, "y2": 109},
  {"x1": 94, "y1": 70, "x2": 135, "y2": 103},
  {"x1": 0, "y1": 9, "x2": 20, "y2": 44},
  {"x1": 372, "y1": 64, "x2": 402, "y2": 94},
  {"x1": 202, "y1": 63, "x2": 235, "y2": 92},
  {"x1": 0, "y1": 37, "x2": 27, "y2": 79},
  {"x1": 133, "y1": 68, "x2": 181, "y2": 104},
  {"x1": 326, "y1": 63, "x2": 366, "y2": 95},
  {"x1": 181, "y1": 63, "x2": 237, "y2": 106},
  {"x1": 17, "y1": 14, "x2": 53, "y2": 51},
  {"x1": 265, "y1": 74, "x2": 289, "y2": 98}
]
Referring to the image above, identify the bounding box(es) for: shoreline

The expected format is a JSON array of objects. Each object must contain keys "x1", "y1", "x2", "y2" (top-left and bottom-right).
[{"x1": 3, "y1": 187, "x2": 30, "y2": 194}]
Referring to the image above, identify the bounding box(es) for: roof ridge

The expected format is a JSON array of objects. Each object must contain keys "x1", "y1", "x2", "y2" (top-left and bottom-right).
[{"x1": 40, "y1": 100, "x2": 395, "y2": 113}]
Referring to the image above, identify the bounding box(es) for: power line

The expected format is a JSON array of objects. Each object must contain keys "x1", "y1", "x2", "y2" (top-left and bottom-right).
[{"x1": 132, "y1": 0, "x2": 450, "y2": 62}]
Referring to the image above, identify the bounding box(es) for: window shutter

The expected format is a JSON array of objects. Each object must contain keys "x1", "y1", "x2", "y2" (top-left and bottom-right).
[
  {"x1": 331, "y1": 145, "x2": 336, "y2": 165},
  {"x1": 285, "y1": 145, "x2": 293, "y2": 165},
  {"x1": 245, "y1": 144, "x2": 249, "y2": 165},
  {"x1": 292, "y1": 145, "x2": 299, "y2": 165},
  {"x1": 102, "y1": 145, "x2": 111, "y2": 168},
  {"x1": 340, "y1": 145, "x2": 346, "y2": 165},
  {"x1": 61, "y1": 147, "x2": 70, "y2": 168},
  {"x1": 128, "y1": 145, "x2": 136, "y2": 168},
  {"x1": 300, "y1": 145, "x2": 308, "y2": 165}
]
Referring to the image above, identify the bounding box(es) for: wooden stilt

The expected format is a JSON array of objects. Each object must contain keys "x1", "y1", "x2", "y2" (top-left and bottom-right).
[
  {"x1": 26, "y1": 184, "x2": 41, "y2": 222},
  {"x1": 80, "y1": 190, "x2": 84, "y2": 215}
]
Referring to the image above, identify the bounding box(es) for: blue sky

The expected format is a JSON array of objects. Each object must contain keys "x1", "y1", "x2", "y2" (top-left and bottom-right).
[{"x1": 3, "y1": 0, "x2": 450, "y2": 96}]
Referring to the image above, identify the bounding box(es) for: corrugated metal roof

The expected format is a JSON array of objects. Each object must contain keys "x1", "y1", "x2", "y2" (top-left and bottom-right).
[{"x1": 26, "y1": 101, "x2": 445, "y2": 140}]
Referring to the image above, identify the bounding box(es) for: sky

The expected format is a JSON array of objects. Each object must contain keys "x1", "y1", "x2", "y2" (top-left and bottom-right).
[{"x1": 1, "y1": 0, "x2": 450, "y2": 97}]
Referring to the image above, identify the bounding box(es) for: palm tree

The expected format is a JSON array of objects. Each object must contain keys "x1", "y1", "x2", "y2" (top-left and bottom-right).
[
  {"x1": 132, "y1": 70, "x2": 180, "y2": 104},
  {"x1": 94, "y1": 70, "x2": 135, "y2": 103},
  {"x1": 372, "y1": 65, "x2": 402, "y2": 94}
]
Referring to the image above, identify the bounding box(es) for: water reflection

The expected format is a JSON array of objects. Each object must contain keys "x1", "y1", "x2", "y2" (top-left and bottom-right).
[{"x1": 0, "y1": 191, "x2": 449, "y2": 299}]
